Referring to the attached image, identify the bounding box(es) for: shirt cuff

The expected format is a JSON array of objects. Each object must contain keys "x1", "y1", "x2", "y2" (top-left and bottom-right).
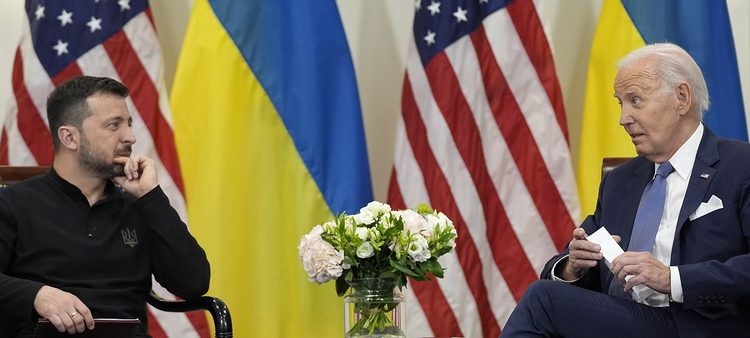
[
  {"x1": 551, "y1": 254, "x2": 583, "y2": 283},
  {"x1": 670, "y1": 266, "x2": 683, "y2": 303}
]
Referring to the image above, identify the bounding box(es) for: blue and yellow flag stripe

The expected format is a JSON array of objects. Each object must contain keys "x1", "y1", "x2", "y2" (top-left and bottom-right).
[
  {"x1": 171, "y1": 0, "x2": 372, "y2": 337},
  {"x1": 208, "y1": 0, "x2": 373, "y2": 213}
]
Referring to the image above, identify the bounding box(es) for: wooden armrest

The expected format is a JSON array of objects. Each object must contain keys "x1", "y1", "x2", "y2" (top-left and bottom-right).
[
  {"x1": 147, "y1": 291, "x2": 233, "y2": 338},
  {"x1": 602, "y1": 157, "x2": 632, "y2": 177}
]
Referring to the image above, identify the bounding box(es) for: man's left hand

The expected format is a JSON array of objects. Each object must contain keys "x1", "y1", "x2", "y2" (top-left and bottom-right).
[
  {"x1": 611, "y1": 251, "x2": 671, "y2": 294},
  {"x1": 113, "y1": 155, "x2": 158, "y2": 198}
]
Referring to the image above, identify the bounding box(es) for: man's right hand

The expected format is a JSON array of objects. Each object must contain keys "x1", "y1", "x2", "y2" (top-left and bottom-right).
[
  {"x1": 560, "y1": 228, "x2": 606, "y2": 280},
  {"x1": 33, "y1": 285, "x2": 95, "y2": 334}
]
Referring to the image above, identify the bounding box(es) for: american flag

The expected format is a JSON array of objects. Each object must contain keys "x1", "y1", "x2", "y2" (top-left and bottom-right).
[
  {"x1": 388, "y1": 0, "x2": 579, "y2": 336},
  {"x1": 2, "y1": 0, "x2": 209, "y2": 337}
]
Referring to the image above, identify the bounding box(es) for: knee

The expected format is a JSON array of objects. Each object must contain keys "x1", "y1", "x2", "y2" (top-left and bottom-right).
[
  {"x1": 522, "y1": 280, "x2": 557, "y2": 301},
  {"x1": 516, "y1": 279, "x2": 561, "y2": 313},
  {"x1": 503, "y1": 280, "x2": 560, "y2": 337}
]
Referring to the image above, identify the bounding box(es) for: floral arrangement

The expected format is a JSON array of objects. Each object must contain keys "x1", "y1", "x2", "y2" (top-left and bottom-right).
[{"x1": 298, "y1": 201, "x2": 457, "y2": 336}]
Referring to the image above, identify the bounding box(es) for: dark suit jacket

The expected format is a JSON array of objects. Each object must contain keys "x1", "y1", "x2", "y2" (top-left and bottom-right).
[{"x1": 541, "y1": 128, "x2": 750, "y2": 337}]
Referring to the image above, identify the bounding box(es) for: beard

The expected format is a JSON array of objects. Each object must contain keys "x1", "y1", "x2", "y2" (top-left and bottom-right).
[{"x1": 79, "y1": 136, "x2": 131, "y2": 179}]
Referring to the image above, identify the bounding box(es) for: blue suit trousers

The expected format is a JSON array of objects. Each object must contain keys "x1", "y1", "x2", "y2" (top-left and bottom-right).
[{"x1": 501, "y1": 280, "x2": 678, "y2": 338}]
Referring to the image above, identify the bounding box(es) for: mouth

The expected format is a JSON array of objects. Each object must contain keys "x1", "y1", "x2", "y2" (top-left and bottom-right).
[
  {"x1": 628, "y1": 133, "x2": 644, "y2": 142},
  {"x1": 116, "y1": 146, "x2": 133, "y2": 158}
]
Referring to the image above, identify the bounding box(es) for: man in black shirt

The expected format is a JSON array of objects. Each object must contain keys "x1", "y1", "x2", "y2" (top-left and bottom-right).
[{"x1": 0, "y1": 76, "x2": 210, "y2": 337}]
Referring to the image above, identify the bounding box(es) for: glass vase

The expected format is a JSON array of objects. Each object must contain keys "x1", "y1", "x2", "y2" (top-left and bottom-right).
[{"x1": 344, "y1": 278, "x2": 406, "y2": 338}]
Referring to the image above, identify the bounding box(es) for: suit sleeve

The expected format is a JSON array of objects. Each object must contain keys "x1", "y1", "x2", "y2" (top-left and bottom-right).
[
  {"x1": 0, "y1": 196, "x2": 44, "y2": 321},
  {"x1": 133, "y1": 186, "x2": 210, "y2": 299},
  {"x1": 540, "y1": 171, "x2": 612, "y2": 292}
]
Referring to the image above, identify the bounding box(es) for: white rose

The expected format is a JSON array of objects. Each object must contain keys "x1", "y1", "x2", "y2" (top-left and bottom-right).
[
  {"x1": 354, "y1": 209, "x2": 375, "y2": 225},
  {"x1": 355, "y1": 227, "x2": 369, "y2": 240},
  {"x1": 356, "y1": 241, "x2": 375, "y2": 258},
  {"x1": 436, "y1": 212, "x2": 455, "y2": 231},
  {"x1": 424, "y1": 213, "x2": 439, "y2": 228},
  {"x1": 407, "y1": 235, "x2": 431, "y2": 262},
  {"x1": 401, "y1": 209, "x2": 432, "y2": 237},
  {"x1": 362, "y1": 201, "x2": 391, "y2": 216},
  {"x1": 298, "y1": 226, "x2": 345, "y2": 283}
]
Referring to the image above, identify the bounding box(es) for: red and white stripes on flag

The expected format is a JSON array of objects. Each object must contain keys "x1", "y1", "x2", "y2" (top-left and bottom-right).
[
  {"x1": 2, "y1": 1, "x2": 208, "y2": 337},
  {"x1": 388, "y1": 0, "x2": 579, "y2": 337}
]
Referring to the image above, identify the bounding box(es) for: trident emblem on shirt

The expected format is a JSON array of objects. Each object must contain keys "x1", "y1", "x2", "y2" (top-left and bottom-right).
[{"x1": 121, "y1": 228, "x2": 139, "y2": 248}]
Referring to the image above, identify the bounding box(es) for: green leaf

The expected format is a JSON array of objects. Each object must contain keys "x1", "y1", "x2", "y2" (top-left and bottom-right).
[
  {"x1": 336, "y1": 275, "x2": 350, "y2": 297},
  {"x1": 422, "y1": 258, "x2": 444, "y2": 278},
  {"x1": 395, "y1": 273, "x2": 407, "y2": 290},
  {"x1": 432, "y1": 246, "x2": 451, "y2": 257},
  {"x1": 430, "y1": 268, "x2": 445, "y2": 279},
  {"x1": 390, "y1": 258, "x2": 420, "y2": 278}
]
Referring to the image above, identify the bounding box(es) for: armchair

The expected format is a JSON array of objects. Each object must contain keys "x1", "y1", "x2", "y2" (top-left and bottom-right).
[{"x1": 0, "y1": 166, "x2": 232, "y2": 338}]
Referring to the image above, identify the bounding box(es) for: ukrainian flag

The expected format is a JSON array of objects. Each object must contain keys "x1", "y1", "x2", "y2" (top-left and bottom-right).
[
  {"x1": 170, "y1": 0, "x2": 373, "y2": 337},
  {"x1": 577, "y1": 0, "x2": 746, "y2": 216}
]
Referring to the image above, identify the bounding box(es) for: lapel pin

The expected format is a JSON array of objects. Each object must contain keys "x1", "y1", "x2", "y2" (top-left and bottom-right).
[{"x1": 700, "y1": 173, "x2": 710, "y2": 179}]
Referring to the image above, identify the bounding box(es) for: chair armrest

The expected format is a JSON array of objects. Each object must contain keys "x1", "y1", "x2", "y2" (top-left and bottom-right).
[{"x1": 147, "y1": 291, "x2": 233, "y2": 338}]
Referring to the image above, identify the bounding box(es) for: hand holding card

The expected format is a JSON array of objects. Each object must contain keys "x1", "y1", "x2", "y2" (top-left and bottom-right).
[{"x1": 586, "y1": 227, "x2": 655, "y2": 302}]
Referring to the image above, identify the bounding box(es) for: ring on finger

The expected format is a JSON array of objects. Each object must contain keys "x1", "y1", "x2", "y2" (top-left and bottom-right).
[{"x1": 70, "y1": 312, "x2": 78, "y2": 317}]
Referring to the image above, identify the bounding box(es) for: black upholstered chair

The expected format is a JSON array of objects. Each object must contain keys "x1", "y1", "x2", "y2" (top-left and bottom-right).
[{"x1": 0, "y1": 166, "x2": 232, "y2": 338}]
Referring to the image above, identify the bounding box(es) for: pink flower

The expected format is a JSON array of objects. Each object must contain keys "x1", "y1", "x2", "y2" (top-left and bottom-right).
[
  {"x1": 400, "y1": 209, "x2": 433, "y2": 238},
  {"x1": 298, "y1": 225, "x2": 345, "y2": 283}
]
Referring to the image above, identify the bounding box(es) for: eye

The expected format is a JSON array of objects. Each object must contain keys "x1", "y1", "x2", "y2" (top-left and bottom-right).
[
  {"x1": 632, "y1": 97, "x2": 642, "y2": 105},
  {"x1": 107, "y1": 121, "x2": 120, "y2": 129}
]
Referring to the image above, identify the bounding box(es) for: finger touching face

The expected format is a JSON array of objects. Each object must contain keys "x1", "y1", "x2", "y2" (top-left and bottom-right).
[{"x1": 80, "y1": 94, "x2": 135, "y2": 178}]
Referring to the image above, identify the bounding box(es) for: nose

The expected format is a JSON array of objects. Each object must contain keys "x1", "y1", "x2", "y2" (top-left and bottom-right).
[
  {"x1": 122, "y1": 124, "x2": 137, "y2": 145},
  {"x1": 619, "y1": 106, "x2": 634, "y2": 126}
]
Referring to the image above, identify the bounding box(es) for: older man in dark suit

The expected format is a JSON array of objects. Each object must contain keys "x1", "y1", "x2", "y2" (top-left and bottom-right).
[{"x1": 502, "y1": 43, "x2": 750, "y2": 338}]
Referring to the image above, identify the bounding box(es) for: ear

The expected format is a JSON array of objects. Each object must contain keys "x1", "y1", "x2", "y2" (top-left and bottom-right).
[
  {"x1": 676, "y1": 82, "x2": 692, "y2": 116},
  {"x1": 57, "y1": 126, "x2": 79, "y2": 151}
]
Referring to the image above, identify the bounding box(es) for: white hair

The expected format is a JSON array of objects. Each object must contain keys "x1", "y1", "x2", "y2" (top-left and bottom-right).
[{"x1": 617, "y1": 43, "x2": 709, "y2": 116}]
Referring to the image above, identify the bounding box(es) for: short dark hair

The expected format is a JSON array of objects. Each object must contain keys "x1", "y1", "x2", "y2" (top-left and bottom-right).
[{"x1": 46, "y1": 76, "x2": 129, "y2": 150}]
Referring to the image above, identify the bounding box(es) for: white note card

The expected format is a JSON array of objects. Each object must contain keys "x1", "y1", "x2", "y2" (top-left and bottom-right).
[
  {"x1": 587, "y1": 227, "x2": 622, "y2": 270},
  {"x1": 586, "y1": 227, "x2": 655, "y2": 302}
]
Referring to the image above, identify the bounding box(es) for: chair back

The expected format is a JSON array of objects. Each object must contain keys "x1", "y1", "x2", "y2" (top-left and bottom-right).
[
  {"x1": 601, "y1": 158, "x2": 632, "y2": 178},
  {"x1": 0, "y1": 166, "x2": 50, "y2": 186}
]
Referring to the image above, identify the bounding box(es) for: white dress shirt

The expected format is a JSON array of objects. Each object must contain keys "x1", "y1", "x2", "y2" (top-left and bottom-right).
[{"x1": 553, "y1": 123, "x2": 703, "y2": 307}]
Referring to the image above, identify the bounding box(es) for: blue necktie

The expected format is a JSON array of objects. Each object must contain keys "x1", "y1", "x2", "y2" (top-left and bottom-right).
[
  {"x1": 608, "y1": 161, "x2": 674, "y2": 299},
  {"x1": 628, "y1": 161, "x2": 674, "y2": 252}
]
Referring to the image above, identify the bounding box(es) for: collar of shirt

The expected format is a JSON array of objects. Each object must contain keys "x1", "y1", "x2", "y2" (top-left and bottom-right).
[
  {"x1": 47, "y1": 168, "x2": 120, "y2": 206},
  {"x1": 655, "y1": 122, "x2": 704, "y2": 181}
]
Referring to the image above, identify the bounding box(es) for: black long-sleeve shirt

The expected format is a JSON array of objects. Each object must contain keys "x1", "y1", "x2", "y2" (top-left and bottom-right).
[{"x1": 0, "y1": 169, "x2": 210, "y2": 337}]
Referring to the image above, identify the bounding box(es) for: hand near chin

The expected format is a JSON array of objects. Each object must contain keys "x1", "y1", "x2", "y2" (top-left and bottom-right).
[{"x1": 113, "y1": 154, "x2": 158, "y2": 198}]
